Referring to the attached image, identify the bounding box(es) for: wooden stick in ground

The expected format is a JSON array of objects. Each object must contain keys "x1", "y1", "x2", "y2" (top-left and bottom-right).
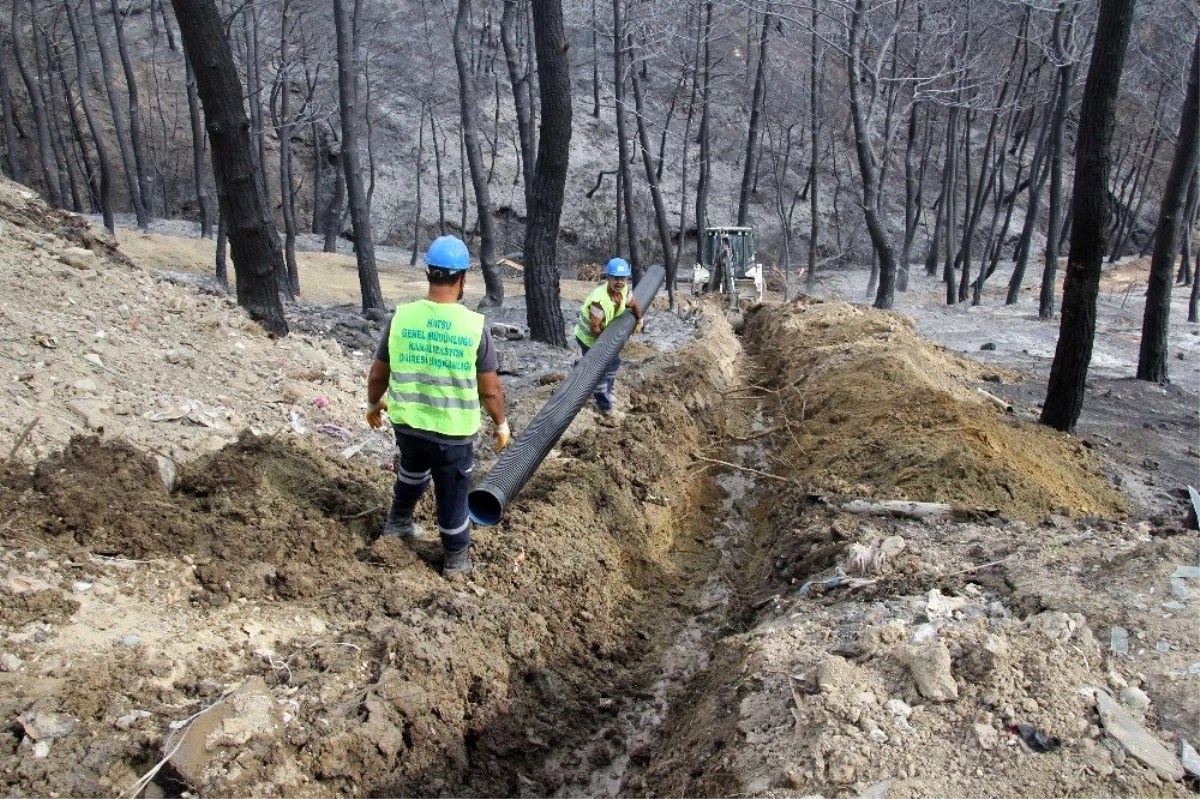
[
  {"x1": 692, "y1": 454, "x2": 794, "y2": 483},
  {"x1": 975, "y1": 387, "x2": 1014, "y2": 413},
  {"x1": 4, "y1": 417, "x2": 39, "y2": 467}
]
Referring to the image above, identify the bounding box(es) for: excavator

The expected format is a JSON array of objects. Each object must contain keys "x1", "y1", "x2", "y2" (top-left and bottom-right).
[{"x1": 690, "y1": 226, "x2": 764, "y2": 307}]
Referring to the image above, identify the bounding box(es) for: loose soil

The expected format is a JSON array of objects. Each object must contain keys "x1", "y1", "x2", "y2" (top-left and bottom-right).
[{"x1": 0, "y1": 178, "x2": 1196, "y2": 798}]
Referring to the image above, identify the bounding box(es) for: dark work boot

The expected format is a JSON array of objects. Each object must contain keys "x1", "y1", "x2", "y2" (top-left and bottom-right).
[
  {"x1": 441, "y1": 547, "x2": 473, "y2": 577},
  {"x1": 382, "y1": 509, "x2": 425, "y2": 540}
]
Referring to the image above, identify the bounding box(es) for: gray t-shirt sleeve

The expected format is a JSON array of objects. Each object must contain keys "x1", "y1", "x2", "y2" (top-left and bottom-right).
[
  {"x1": 377, "y1": 323, "x2": 497, "y2": 373},
  {"x1": 477, "y1": 327, "x2": 498, "y2": 373},
  {"x1": 375, "y1": 326, "x2": 390, "y2": 362}
]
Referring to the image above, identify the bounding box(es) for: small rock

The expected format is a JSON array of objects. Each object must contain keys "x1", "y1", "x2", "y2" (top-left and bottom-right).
[
  {"x1": 868, "y1": 728, "x2": 889, "y2": 744},
  {"x1": 115, "y1": 710, "x2": 151, "y2": 730},
  {"x1": 122, "y1": 635, "x2": 142, "y2": 647},
  {"x1": 974, "y1": 722, "x2": 998, "y2": 750},
  {"x1": 1120, "y1": 686, "x2": 1150, "y2": 715},
  {"x1": 59, "y1": 247, "x2": 96, "y2": 269},
  {"x1": 885, "y1": 698, "x2": 912, "y2": 718},
  {"x1": 1156, "y1": 641, "x2": 1171, "y2": 652},
  {"x1": 83, "y1": 352, "x2": 104, "y2": 368},
  {"x1": 1171, "y1": 578, "x2": 1189, "y2": 602},
  {"x1": 72, "y1": 378, "x2": 98, "y2": 394},
  {"x1": 496, "y1": 350, "x2": 521, "y2": 376},
  {"x1": 980, "y1": 342, "x2": 997, "y2": 351},
  {"x1": 1110, "y1": 626, "x2": 1129, "y2": 654},
  {"x1": 902, "y1": 640, "x2": 958, "y2": 702},
  {"x1": 32, "y1": 740, "x2": 50, "y2": 758},
  {"x1": 1181, "y1": 739, "x2": 1200, "y2": 777},
  {"x1": 165, "y1": 347, "x2": 196, "y2": 367},
  {"x1": 155, "y1": 455, "x2": 178, "y2": 493},
  {"x1": 0, "y1": 653, "x2": 24, "y2": 672},
  {"x1": 490, "y1": 322, "x2": 526, "y2": 341},
  {"x1": 72, "y1": 581, "x2": 93, "y2": 592},
  {"x1": 538, "y1": 372, "x2": 565, "y2": 386}
]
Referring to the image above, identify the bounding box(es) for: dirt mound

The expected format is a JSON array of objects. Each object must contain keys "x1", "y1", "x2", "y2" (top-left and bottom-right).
[{"x1": 743, "y1": 300, "x2": 1126, "y2": 520}]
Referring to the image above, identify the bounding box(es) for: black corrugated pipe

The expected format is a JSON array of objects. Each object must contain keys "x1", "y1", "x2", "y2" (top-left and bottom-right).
[{"x1": 468, "y1": 264, "x2": 665, "y2": 526}]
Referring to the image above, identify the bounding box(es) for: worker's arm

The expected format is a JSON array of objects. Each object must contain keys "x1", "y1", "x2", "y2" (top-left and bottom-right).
[
  {"x1": 366, "y1": 358, "x2": 390, "y2": 428},
  {"x1": 588, "y1": 302, "x2": 605, "y2": 337},
  {"x1": 478, "y1": 370, "x2": 511, "y2": 449},
  {"x1": 626, "y1": 295, "x2": 643, "y2": 321}
]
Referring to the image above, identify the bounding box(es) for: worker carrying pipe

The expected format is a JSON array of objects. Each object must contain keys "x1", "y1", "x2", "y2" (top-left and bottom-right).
[
  {"x1": 366, "y1": 235, "x2": 511, "y2": 577},
  {"x1": 574, "y1": 257, "x2": 645, "y2": 424},
  {"x1": 468, "y1": 263, "x2": 664, "y2": 527}
]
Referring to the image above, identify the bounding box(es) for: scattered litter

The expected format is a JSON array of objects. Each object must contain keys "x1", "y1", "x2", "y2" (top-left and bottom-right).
[
  {"x1": 313, "y1": 395, "x2": 330, "y2": 410},
  {"x1": 797, "y1": 575, "x2": 876, "y2": 597},
  {"x1": 114, "y1": 710, "x2": 151, "y2": 730},
  {"x1": 144, "y1": 398, "x2": 228, "y2": 428},
  {"x1": 290, "y1": 411, "x2": 307, "y2": 435},
  {"x1": 122, "y1": 635, "x2": 141, "y2": 647},
  {"x1": 1095, "y1": 689, "x2": 1184, "y2": 781},
  {"x1": 845, "y1": 535, "x2": 907, "y2": 575},
  {"x1": 340, "y1": 442, "x2": 365, "y2": 459},
  {"x1": 72, "y1": 581, "x2": 93, "y2": 592},
  {"x1": 1172, "y1": 566, "x2": 1200, "y2": 580},
  {"x1": 857, "y1": 779, "x2": 892, "y2": 799},
  {"x1": 1010, "y1": 723, "x2": 1060, "y2": 753},
  {"x1": 1109, "y1": 626, "x2": 1129, "y2": 655},
  {"x1": 1156, "y1": 641, "x2": 1171, "y2": 652},
  {"x1": 316, "y1": 423, "x2": 353, "y2": 443},
  {"x1": 1187, "y1": 486, "x2": 1199, "y2": 530}
]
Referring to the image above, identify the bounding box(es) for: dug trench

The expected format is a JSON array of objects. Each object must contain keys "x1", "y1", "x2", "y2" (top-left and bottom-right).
[{"x1": 1, "y1": 298, "x2": 1196, "y2": 798}]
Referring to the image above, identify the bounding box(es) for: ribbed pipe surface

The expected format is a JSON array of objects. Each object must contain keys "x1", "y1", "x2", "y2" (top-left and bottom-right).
[{"x1": 468, "y1": 264, "x2": 665, "y2": 525}]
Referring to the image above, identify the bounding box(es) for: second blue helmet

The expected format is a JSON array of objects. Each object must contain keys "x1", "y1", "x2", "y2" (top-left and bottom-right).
[{"x1": 605, "y1": 257, "x2": 631, "y2": 278}]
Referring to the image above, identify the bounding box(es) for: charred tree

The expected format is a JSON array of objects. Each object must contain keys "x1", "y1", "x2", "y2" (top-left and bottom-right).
[
  {"x1": 111, "y1": 0, "x2": 153, "y2": 218},
  {"x1": 737, "y1": 6, "x2": 771, "y2": 227},
  {"x1": 172, "y1": 0, "x2": 288, "y2": 336},
  {"x1": 523, "y1": 0, "x2": 571, "y2": 347},
  {"x1": 65, "y1": 1, "x2": 114, "y2": 233},
  {"x1": 333, "y1": 0, "x2": 383, "y2": 313},
  {"x1": 11, "y1": 0, "x2": 59, "y2": 206},
  {"x1": 1041, "y1": 0, "x2": 1136, "y2": 432},
  {"x1": 1039, "y1": 3, "x2": 1077, "y2": 320},
  {"x1": 1137, "y1": 31, "x2": 1199, "y2": 383},
  {"x1": 184, "y1": 57, "x2": 213, "y2": 238},
  {"x1": 454, "y1": 0, "x2": 504, "y2": 307}
]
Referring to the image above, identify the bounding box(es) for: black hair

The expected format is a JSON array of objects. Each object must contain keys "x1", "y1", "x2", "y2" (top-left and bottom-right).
[{"x1": 427, "y1": 267, "x2": 466, "y2": 285}]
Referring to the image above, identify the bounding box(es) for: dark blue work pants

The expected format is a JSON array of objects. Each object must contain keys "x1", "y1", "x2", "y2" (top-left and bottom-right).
[
  {"x1": 389, "y1": 429, "x2": 474, "y2": 554},
  {"x1": 578, "y1": 341, "x2": 620, "y2": 413}
]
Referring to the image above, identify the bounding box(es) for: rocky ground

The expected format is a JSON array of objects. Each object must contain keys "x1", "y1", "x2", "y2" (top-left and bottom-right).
[{"x1": 0, "y1": 178, "x2": 1197, "y2": 798}]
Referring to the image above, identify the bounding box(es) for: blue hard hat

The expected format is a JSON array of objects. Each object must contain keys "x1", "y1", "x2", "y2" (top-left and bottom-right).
[
  {"x1": 425, "y1": 235, "x2": 470, "y2": 270},
  {"x1": 605, "y1": 257, "x2": 631, "y2": 278}
]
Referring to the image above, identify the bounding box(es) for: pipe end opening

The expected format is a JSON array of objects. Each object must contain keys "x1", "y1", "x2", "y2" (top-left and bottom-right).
[{"x1": 467, "y1": 487, "x2": 504, "y2": 527}]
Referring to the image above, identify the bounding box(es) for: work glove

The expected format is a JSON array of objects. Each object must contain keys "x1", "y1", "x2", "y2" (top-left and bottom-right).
[
  {"x1": 633, "y1": 318, "x2": 643, "y2": 334},
  {"x1": 494, "y1": 420, "x2": 512, "y2": 451},
  {"x1": 366, "y1": 398, "x2": 387, "y2": 429}
]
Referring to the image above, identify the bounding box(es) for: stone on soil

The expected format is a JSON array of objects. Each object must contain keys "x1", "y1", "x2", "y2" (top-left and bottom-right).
[
  {"x1": 1094, "y1": 689, "x2": 1183, "y2": 781},
  {"x1": 901, "y1": 640, "x2": 958, "y2": 701}
]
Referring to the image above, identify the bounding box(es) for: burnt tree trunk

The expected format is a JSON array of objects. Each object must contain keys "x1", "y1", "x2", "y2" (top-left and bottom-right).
[
  {"x1": 737, "y1": 6, "x2": 771, "y2": 227},
  {"x1": 333, "y1": 0, "x2": 383, "y2": 313},
  {"x1": 65, "y1": 1, "x2": 114, "y2": 233},
  {"x1": 0, "y1": 21, "x2": 23, "y2": 183},
  {"x1": 1041, "y1": 0, "x2": 1136, "y2": 432},
  {"x1": 454, "y1": 0, "x2": 504, "y2": 307},
  {"x1": 612, "y1": 0, "x2": 641, "y2": 281},
  {"x1": 1137, "y1": 31, "x2": 1198, "y2": 383},
  {"x1": 1039, "y1": 3, "x2": 1077, "y2": 320},
  {"x1": 502, "y1": 0, "x2": 536, "y2": 216},
  {"x1": 629, "y1": 33, "x2": 676, "y2": 293},
  {"x1": 172, "y1": 0, "x2": 288, "y2": 336},
  {"x1": 523, "y1": 0, "x2": 571, "y2": 347},
  {"x1": 88, "y1": 0, "x2": 145, "y2": 227},
  {"x1": 111, "y1": 0, "x2": 153, "y2": 218},
  {"x1": 184, "y1": 56, "x2": 213, "y2": 238},
  {"x1": 12, "y1": 0, "x2": 60, "y2": 206}
]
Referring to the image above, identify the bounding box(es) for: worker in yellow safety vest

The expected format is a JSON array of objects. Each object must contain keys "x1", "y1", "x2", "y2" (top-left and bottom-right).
[
  {"x1": 574, "y1": 257, "x2": 643, "y2": 423},
  {"x1": 366, "y1": 235, "x2": 510, "y2": 577}
]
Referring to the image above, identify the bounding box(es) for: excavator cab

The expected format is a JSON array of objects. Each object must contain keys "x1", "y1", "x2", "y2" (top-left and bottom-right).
[{"x1": 690, "y1": 226, "x2": 763, "y2": 302}]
